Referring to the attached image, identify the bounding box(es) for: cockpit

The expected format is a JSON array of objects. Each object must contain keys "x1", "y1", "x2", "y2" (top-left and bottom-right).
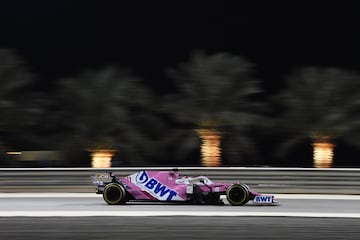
[{"x1": 175, "y1": 176, "x2": 213, "y2": 185}]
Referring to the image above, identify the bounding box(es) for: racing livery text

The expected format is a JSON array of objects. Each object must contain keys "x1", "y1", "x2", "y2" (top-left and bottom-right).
[{"x1": 135, "y1": 171, "x2": 178, "y2": 201}]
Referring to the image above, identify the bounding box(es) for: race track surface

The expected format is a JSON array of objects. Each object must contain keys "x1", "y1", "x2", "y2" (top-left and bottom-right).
[
  {"x1": 1, "y1": 216, "x2": 360, "y2": 240},
  {"x1": 0, "y1": 194, "x2": 359, "y2": 239},
  {"x1": 0, "y1": 193, "x2": 359, "y2": 217}
]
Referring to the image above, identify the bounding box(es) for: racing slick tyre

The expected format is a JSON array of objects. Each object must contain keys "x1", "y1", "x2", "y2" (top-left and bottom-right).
[
  {"x1": 103, "y1": 183, "x2": 126, "y2": 205},
  {"x1": 226, "y1": 184, "x2": 249, "y2": 206}
]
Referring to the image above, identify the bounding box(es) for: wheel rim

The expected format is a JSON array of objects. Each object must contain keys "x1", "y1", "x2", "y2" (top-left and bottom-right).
[
  {"x1": 104, "y1": 185, "x2": 123, "y2": 204},
  {"x1": 227, "y1": 185, "x2": 247, "y2": 205}
]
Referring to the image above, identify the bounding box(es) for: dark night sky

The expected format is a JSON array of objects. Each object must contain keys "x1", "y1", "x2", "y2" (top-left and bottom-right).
[
  {"x1": 1, "y1": 2, "x2": 360, "y2": 166},
  {"x1": 1, "y1": 1, "x2": 360, "y2": 93}
]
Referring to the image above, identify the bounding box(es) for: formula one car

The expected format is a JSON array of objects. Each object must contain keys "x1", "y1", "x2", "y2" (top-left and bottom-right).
[{"x1": 92, "y1": 169, "x2": 277, "y2": 206}]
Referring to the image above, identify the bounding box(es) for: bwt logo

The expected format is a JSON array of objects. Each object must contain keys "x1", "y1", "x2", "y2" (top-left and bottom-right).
[
  {"x1": 254, "y1": 195, "x2": 272, "y2": 203},
  {"x1": 136, "y1": 171, "x2": 178, "y2": 201}
]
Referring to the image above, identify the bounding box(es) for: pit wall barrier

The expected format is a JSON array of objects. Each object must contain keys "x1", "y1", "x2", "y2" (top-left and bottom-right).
[{"x1": 0, "y1": 167, "x2": 359, "y2": 194}]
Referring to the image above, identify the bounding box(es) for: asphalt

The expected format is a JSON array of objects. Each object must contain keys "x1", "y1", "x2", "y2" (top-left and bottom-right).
[
  {"x1": 0, "y1": 194, "x2": 359, "y2": 239},
  {"x1": 1, "y1": 217, "x2": 359, "y2": 240}
]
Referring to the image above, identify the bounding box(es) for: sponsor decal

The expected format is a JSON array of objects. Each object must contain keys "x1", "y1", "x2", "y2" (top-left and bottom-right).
[
  {"x1": 135, "y1": 171, "x2": 178, "y2": 201},
  {"x1": 254, "y1": 195, "x2": 273, "y2": 204},
  {"x1": 93, "y1": 173, "x2": 111, "y2": 185},
  {"x1": 95, "y1": 173, "x2": 111, "y2": 181}
]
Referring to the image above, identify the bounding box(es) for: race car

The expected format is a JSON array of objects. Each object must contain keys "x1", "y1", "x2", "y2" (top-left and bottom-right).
[{"x1": 92, "y1": 169, "x2": 277, "y2": 206}]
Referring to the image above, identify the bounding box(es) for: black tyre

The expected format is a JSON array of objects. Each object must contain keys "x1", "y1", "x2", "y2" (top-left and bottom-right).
[
  {"x1": 103, "y1": 183, "x2": 126, "y2": 205},
  {"x1": 226, "y1": 184, "x2": 249, "y2": 206}
]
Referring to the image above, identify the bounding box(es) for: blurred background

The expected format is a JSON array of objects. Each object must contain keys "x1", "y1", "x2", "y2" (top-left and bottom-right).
[{"x1": 1, "y1": 1, "x2": 360, "y2": 168}]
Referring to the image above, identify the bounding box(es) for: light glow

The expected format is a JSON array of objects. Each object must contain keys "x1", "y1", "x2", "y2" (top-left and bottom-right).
[
  {"x1": 6, "y1": 152, "x2": 22, "y2": 155},
  {"x1": 312, "y1": 142, "x2": 334, "y2": 168},
  {"x1": 90, "y1": 150, "x2": 115, "y2": 168},
  {"x1": 197, "y1": 129, "x2": 221, "y2": 167}
]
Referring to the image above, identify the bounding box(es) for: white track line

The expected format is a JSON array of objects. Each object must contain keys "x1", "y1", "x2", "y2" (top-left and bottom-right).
[
  {"x1": 0, "y1": 211, "x2": 359, "y2": 218},
  {"x1": 0, "y1": 193, "x2": 360, "y2": 200},
  {"x1": 0, "y1": 193, "x2": 96, "y2": 198},
  {"x1": 274, "y1": 194, "x2": 360, "y2": 200}
]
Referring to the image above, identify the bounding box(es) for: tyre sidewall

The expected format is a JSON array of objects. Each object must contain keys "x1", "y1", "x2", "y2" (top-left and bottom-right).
[
  {"x1": 103, "y1": 183, "x2": 125, "y2": 205},
  {"x1": 226, "y1": 184, "x2": 249, "y2": 206}
]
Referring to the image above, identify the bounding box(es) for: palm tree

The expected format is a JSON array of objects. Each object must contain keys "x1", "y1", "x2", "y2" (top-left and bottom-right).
[
  {"x1": 57, "y1": 66, "x2": 157, "y2": 167},
  {"x1": 0, "y1": 49, "x2": 39, "y2": 153},
  {"x1": 165, "y1": 51, "x2": 264, "y2": 166},
  {"x1": 276, "y1": 67, "x2": 360, "y2": 168}
]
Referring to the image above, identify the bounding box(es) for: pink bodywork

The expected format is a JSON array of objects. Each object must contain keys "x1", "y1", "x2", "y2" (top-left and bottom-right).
[{"x1": 120, "y1": 170, "x2": 258, "y2": 202}]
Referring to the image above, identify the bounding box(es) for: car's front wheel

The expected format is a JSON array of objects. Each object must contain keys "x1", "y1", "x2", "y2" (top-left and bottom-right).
[
  {"x1": 226, "y1": 184, "x2": 249, "y2": 206},
  {"x1": 103, "y1": 183, "x2": 126, "y2": 205}
]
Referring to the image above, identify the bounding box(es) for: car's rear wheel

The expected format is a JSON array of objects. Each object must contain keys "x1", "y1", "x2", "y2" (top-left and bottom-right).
[
  {"x1": 226, "y1": 184, "x2": 249, "y2": 206},
  {"x1": 103, "y1": 183, "x2": 126, "y2": 205}
]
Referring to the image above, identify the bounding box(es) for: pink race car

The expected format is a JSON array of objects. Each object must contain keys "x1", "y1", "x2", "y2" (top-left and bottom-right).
[{"x1": 93, "y1": 169, "x2": 277, "y2": 206}]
